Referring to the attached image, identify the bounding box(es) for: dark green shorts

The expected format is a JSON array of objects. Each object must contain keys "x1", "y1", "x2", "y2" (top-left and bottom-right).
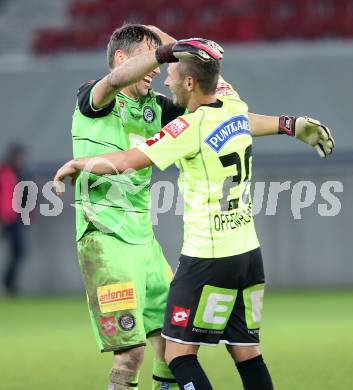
[{"x1": 77, "y1": 231, "x2": 172, "y2": 352}]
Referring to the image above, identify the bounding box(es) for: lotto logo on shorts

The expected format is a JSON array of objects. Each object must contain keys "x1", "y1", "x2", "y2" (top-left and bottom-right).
[
  {"x1": 163, "y1": 118, "x2": 189, "y2": 138},
  {"x1": 100, "y1": 316, "x2": 117, "y2": 336},
  {"x1": 97, "y1": 282, "x2": 137, "y2": 313},
  {"x1": 184, "y1": 382, "x2": 195, "y2": 390},
  {"x1": 171, "y1": 305, "x2": 190, "y2": 327}
]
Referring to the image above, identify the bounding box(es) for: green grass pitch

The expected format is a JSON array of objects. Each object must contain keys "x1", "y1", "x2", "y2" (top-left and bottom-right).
[{"x1": 0, "y1": 290, "x2": 352, "y2": 389}]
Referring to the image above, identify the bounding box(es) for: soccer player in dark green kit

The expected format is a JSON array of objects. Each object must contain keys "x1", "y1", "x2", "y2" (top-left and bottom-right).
[
  {"x1": 57, "y1": 37, "x2": 334, "y2": 389},
  {"x1": 72, "y1": 25, "x2": 188, "y2": 390}
]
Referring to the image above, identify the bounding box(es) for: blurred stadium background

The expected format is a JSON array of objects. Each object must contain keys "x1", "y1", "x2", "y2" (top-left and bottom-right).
[{"x1": 0, "y1": 0, "x2": 352, "y2": 389}]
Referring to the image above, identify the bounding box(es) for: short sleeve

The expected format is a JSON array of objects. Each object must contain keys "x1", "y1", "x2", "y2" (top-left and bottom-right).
[
  {"x1": 137, "y1": 115, "x2": 200, "y2": 171},
  {"x1": 77, "y1": 80, "x2": 115, "y2": 118}
]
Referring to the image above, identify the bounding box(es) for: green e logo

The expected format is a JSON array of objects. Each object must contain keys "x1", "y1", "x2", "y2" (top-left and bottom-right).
[
  {"x1": 193, "y1": 285, "x2": 237, "y2": 330},
  {"x1": 243, "y1": 283, "x2": 264, "y2": 329}
]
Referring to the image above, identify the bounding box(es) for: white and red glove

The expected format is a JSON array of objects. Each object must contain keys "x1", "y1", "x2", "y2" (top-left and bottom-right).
[
  {"x1": 279, "y1": 115, "x2": 335, "y2": 158},
  {"x1": 156, "y1": 38, "x2": 223, "y2": 64}
]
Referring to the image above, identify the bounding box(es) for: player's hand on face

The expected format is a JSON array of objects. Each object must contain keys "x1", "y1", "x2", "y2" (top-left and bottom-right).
[
  {"x1": 295, "y1": 116, "x2": 335, "y2": 158},
  {"x1": 54, "y1": 160, "x2": 80, "y2": 195},
  {"x1": 173, "y1": 38, "x2": 224, "y2": 62}
]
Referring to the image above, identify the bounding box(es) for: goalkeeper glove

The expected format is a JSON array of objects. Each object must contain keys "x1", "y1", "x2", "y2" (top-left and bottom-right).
[
  {"x1": 155, "y1": 38, "x2": 223, "y2": 64},
  {"x1": 278, "y1": 115, "x2": 335, "y2": 158}
]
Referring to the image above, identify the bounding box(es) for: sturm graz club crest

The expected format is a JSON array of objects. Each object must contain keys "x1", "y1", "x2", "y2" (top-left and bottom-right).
[
  {"x1": 118, "y1": 313, "x2": 136, "y2": 331},
  {"x1": 143, "y1": 106, "x2": 155, "y2": 123}
]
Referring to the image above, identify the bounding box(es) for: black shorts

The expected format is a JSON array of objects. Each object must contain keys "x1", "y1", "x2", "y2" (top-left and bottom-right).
[{"x1": 162, "y1": 247, "x2": 265, "y2": 346}]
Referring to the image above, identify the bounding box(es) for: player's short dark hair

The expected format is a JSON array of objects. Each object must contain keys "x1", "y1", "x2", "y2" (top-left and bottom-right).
[
  {"x1": 107, "y1": 24, "x2": 162, "y2": 69},
  {"x1": 178, "y1": 58, "x2": 220, "y2": 95}
]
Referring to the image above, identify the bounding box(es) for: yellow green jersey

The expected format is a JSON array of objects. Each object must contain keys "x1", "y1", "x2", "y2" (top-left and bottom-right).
[{"x1": 138, "y1": 93, "x2": 260, "y2": 258}]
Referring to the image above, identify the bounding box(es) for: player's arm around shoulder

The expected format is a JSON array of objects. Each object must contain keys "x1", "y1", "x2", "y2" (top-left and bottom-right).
[
  {"x1": 247, "y1": 113, "x2": 335, "y2": 158},
  {"x1": 215, "y1": 77, "x2": 275, "y2": 134},
  {"x1": 54, "y1": 148, "x2": 152, "y2": 194},
  {"x1": 92, "y1": 50, "x2": 160, "y2": 108},
  {"x1": 215, "y1": 78, "x2": 274, "y2": 135},
  {"x1": 215, "y1": 78, "x2": 280, "y2": 137},
  {"x1": 56, "y1": 112, "x2": 200, "y2": 192},
  {"x1": 216, "y1": 76, "x2": 334, "y2": 157}
]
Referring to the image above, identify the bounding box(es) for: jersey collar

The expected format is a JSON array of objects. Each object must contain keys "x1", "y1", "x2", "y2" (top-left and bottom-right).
[{"x1": 200, "y1": 99, "x2": 223, "y2": 108}]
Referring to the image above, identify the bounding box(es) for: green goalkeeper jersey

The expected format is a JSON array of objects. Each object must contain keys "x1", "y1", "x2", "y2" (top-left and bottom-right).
[
  {"x1": 72, "y1": 80, "x2": 183, "y2": 243},
  {"x1": 138, "y1": 94, "x2": 260, "y2": 258}
]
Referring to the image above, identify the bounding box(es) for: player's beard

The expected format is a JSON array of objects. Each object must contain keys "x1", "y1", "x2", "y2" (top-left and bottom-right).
[{"x1": 173, "y1": 89, "x2": 189, "y2": 109}]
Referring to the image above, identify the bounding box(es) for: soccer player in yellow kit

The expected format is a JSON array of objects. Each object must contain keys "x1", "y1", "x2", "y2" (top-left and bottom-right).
[{"x1": 55, "y1": 40, "x2": 334, "y2": 389}]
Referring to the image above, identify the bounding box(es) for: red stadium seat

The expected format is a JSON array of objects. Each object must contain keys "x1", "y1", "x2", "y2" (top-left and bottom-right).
[
  {"x1": 32, "y1": 0, "x2": 352, "y2": 55},
  {"x1": 145, "y1": 5, "x2": 187, "y2": 39},
  {"x1": 68, "y1": 0, "x2": 105, "y2": 18},
  {"x1": 335, "y1": 0, "x2": 353, "y2": 38},
  {"x1": 219, "y1": 0, "x2": 260, "y2": 42},
  {"x1": 296, "y1": 0, "x2": 337, "y2": 39},
  {"x1": 255, "y1": 0, "x2": 300, "y2": 41},
  {"x1": 101, "y1": 0, "x2": 143, "y2": 23},
  {"x1": 33, "y1": 29, "x2": 70, "y2": 55},
  {"x1": 70, "y1": 28, "x2": 107, "y2": 51}
]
